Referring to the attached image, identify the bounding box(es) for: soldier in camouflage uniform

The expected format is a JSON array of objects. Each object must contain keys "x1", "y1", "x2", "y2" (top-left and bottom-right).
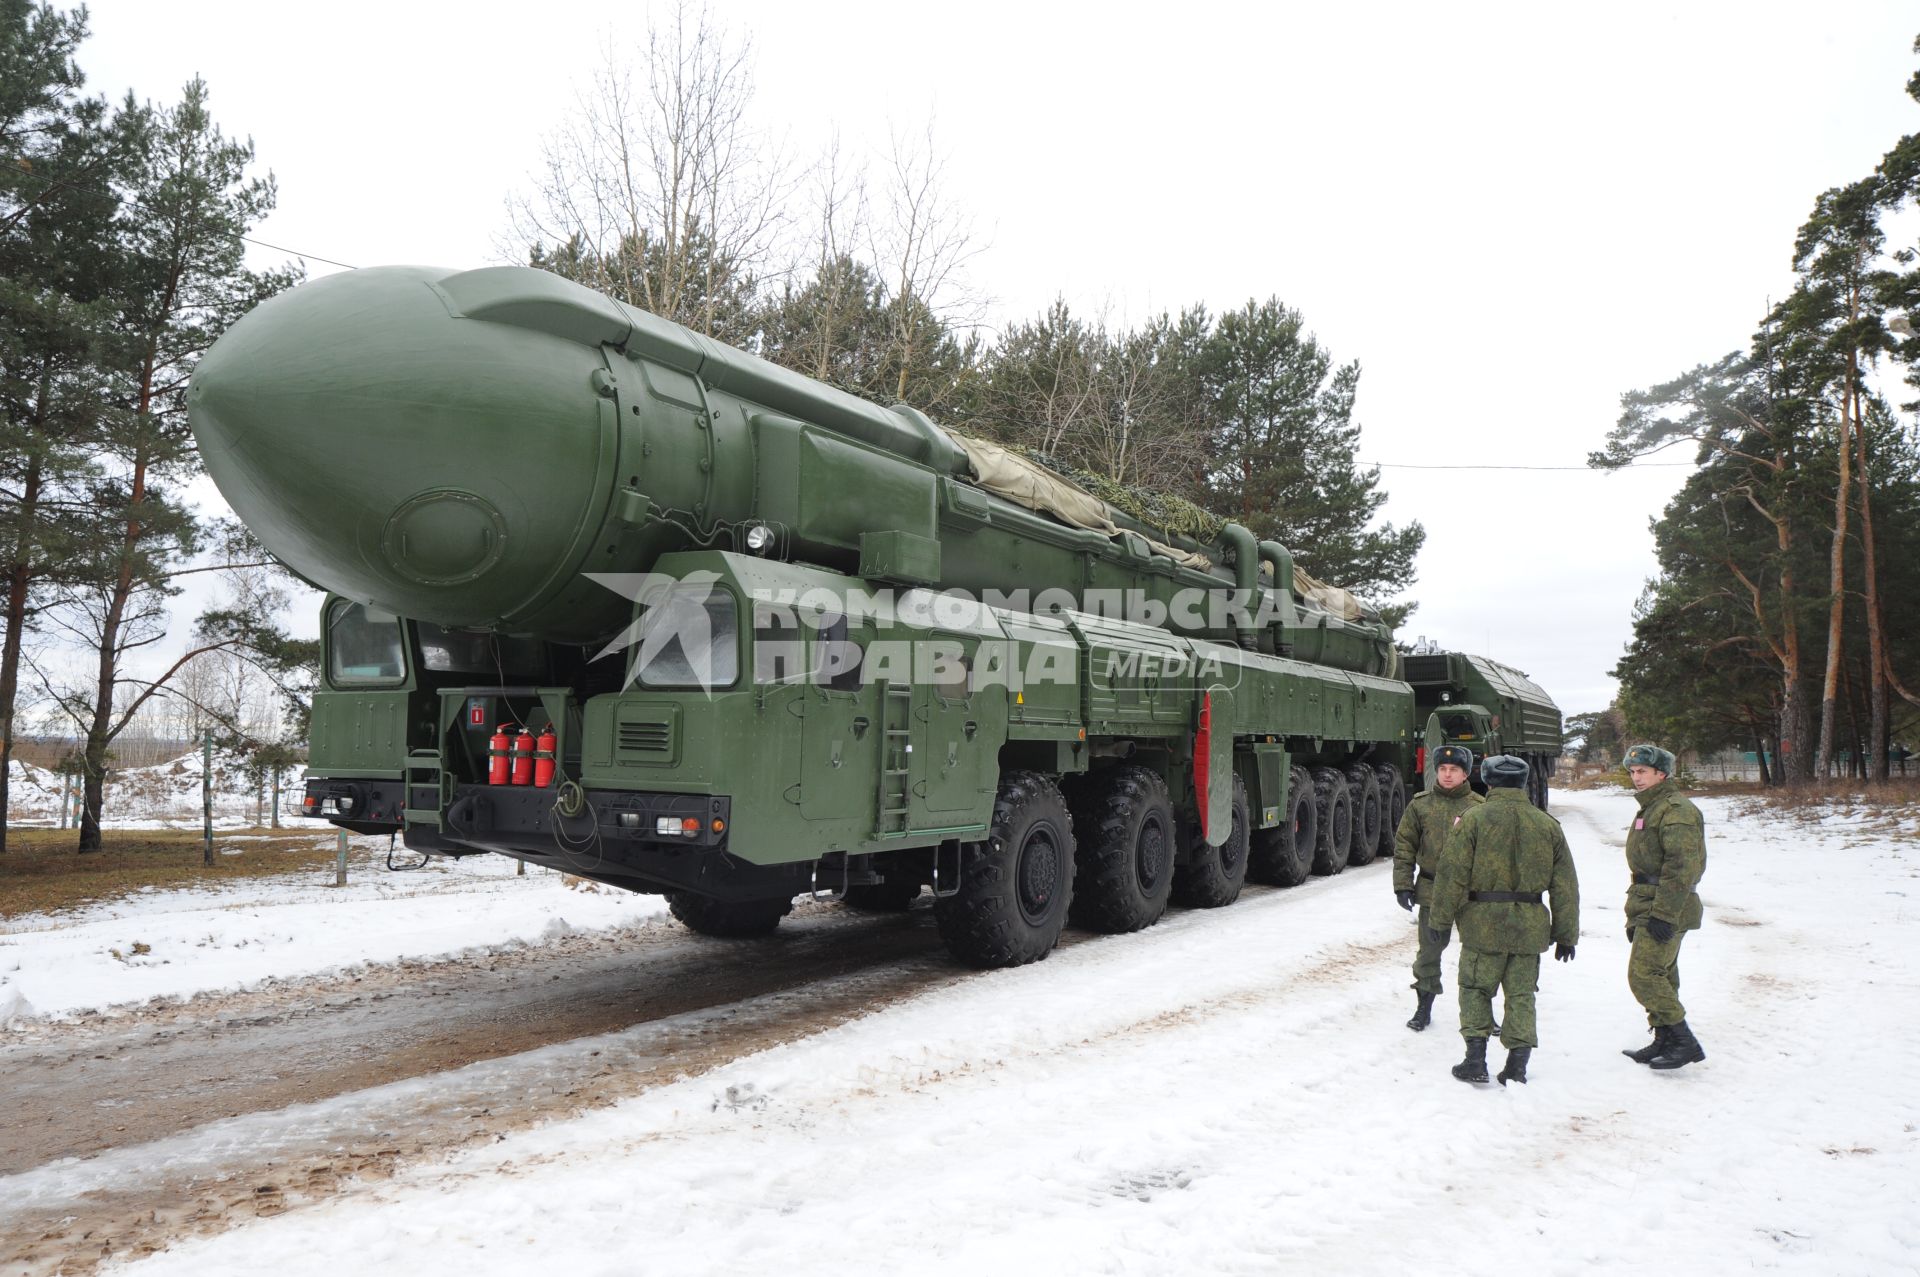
[
  {"x1": 1427, "y1": 754, "x2": 1579, "y2": 1086},
  {"x1": 1619, "y1": 744, "x2": 1708, "y2": 1070},
  {"x1": 1392, "y1": 744, "x2": 1483, "y2": 1031}
]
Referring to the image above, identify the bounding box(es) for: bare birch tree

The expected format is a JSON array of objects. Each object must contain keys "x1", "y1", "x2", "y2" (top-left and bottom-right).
[
  {"x1": 869, "y1": 116, "x2": 987, "y2": 409},
  {"x1": 509, "y1": 2, "x2": 790, "y2": 340}
]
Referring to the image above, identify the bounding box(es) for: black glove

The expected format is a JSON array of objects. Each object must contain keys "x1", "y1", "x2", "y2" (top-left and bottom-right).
[
  {"x1": 1626, "y1": 926, "x2": 1635, "y2": 942},
  {"x1": 1395, "y1": 890, "x2": 1416, "y2": 912},
  {"x1": 1644, "y1": 917, "x2": 1674, "y2": 943},
  {"x1": 1554, "y1": 942, "x2": 1575, "y2": 962},
  {"x1": 1424, "y1": 927, "x2": 1448, "y2": 948}
]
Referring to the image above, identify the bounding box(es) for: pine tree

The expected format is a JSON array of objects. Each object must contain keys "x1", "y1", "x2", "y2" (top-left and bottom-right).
[
  {"x1": 1773, "y1": 179, "x2": 1898, "y2": 777},
  {"x1": 1192, "y1": 298, "x2": 1423, "y2": 620},
  {"x1": 1593, "y1": 349, "x2": 1824, "y2": 782},
  {"x1": 0, "y1": 1, "x2": 132, "y2": 849},
  {"x1": 68, "y1": 76, "x2": 298, "y2": 851},
  {"x1": 756, "y1": 252, "x2": 895, "y2": 398}
]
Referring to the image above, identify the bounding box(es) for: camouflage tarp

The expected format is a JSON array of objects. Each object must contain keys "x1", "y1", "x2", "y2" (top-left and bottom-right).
[{"x1": 944, "y1": 431, "x2": 1212, "y2": 572}]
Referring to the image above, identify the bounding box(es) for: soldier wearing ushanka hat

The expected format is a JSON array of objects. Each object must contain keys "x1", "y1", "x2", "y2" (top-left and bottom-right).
[
  {"x1": 1391, "y1": 744, "x2": 1482, "y2": 1031},
  {"x1": 1427, "y1": 755, "x2": 1580, "y2": 1086},
  {"x1": 1619, "y1": 744, "x2": 1708, "y2": 1071}
]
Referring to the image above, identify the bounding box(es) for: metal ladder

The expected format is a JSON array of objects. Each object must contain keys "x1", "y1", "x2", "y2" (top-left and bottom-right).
[
  {"x1": 402, "y1": 750, "x2": 444, "y2": 829},
  {"x1": 876, "y1": 681, "x2": 914, "y2": 836}
]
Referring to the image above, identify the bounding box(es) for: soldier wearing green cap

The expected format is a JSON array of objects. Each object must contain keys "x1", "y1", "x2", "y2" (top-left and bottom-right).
[
  {"x1": 1427, "y1": 754, "x2": 1579, "y2": 1086},
  {"x1": 1392, "y1": 743, "x2": 1483, "y2": 1031},
  {"x1": 1619, "y1": 744, "x2": 1708, "y2": 1070}
]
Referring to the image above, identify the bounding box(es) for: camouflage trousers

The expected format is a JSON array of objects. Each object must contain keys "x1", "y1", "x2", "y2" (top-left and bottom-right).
[
  {"x1": 1628, "y1": 928, "x2": 1686, "y2": 1027},
  {"x1": 1458, "y1": 948, "x2": 1539, "y2": 1049},
  {"x1": 1412, "y1": 903, "x2": 1450, "y2": 994}
]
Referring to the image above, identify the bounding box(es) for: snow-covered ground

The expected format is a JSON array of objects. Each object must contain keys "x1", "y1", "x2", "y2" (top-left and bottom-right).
[
  {"x1": 0, "y1": 842, "x2": 667, "y2": 1025},
  {"x1": 7, "y1": 750, "x2": 306, "y2": 829},
  {"x1": 6, "y1": 787, "x2": 1917, "y2": 1274}
]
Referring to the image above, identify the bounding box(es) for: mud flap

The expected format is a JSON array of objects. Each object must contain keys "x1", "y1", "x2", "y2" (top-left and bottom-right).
[{"x1": 1196, "y1": 684, "x2": 1233, "y2": 846}]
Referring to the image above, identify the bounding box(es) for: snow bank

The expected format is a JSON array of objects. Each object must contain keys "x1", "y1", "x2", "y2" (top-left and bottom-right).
[
  {"x1": 0, "y1": 839, "x2": 667, "y2": 1024},
  {"x1": 6, "y1": 748, "x2": 307, "y2": 828}
]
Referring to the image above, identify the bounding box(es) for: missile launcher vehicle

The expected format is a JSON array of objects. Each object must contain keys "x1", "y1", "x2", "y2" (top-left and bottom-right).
[
  {"x1": 1404, "y1": 651, "x2": 1563, "y2": 806},
  {"x1": 190, "y1": 264, "x2": 1550, "y2": 967}
]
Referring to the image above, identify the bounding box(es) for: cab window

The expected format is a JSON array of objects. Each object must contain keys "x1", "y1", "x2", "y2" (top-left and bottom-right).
[
  {"x1": 635, "y1": 587, "x2": 739, "y2": 690},
  {"x1": 417, "y1": 623, "x2": 547, "y2": 680},
  {"x1": 327, "y1": 600, "x2": 406, "y2": 686},
  {"x1": 813, "y1": 613, "x2": 863, "y2": 692},
  {"x1": 934, "y1": 646, "x2": 972, "y2": 701},
  {"x1": 754, "y1": 604, "x2": 805, "y2": 685}
]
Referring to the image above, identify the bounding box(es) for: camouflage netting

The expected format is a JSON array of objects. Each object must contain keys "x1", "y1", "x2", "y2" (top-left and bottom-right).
[
  {"x1": 939, "y1": 431, "x2": 1212, "y2": 569},
  {"x1": 1290, "y1": 567, "x2": 1366, "y2": 622},
  {"x1": 1020, "y1": 450, "x2": 1225, "y2": 544},
  {"x1": 942, "y1": 432, "x2": 1393, "y2": 617}
]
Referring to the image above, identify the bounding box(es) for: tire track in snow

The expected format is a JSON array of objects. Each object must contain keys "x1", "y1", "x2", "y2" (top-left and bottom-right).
[
  {"x1": 0, "y1": 903, "x2": 957, "y2": 1274},
  {"x1": 2, "y1": 862, "x2": 1411, "y2": 1272}
]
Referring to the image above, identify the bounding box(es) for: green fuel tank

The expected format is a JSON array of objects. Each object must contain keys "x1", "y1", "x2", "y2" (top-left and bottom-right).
[{"x1": 191, "y1": 264, "x2": 1398, "y2": 675}]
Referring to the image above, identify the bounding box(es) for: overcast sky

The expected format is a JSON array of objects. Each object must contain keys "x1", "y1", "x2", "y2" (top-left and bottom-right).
[{"x1": 70, "y1": 0, "x2": 1920, "y2": 720}]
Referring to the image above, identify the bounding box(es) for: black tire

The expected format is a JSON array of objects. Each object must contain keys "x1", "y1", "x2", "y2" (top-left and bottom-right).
[
  {"x1": 1535, "y1": 758, "x2": 1551, "y2": 812},
  {"x1": 1310, "y1": 766, "x2": 1352, "y2": 876},
  {"x1": 1068, "y1": 765, "x2": 1176, "y2": 934},
  {"x1": 667, "y1": 892, "x2": 794, "y2": 938},
  {"x1": 1373, "y1": 762, "x2": 1406, "y2": 859},
  {"x1": 841, "y1": 879, "x2": 923, "y2": 911},
  {"x1": 934, "y1": 770, "x2": 1076, "y2": 968},
  {"x1": 1343, "y1": 764, "x2": 1382, "y2": 867},
  {"x1": 1172, "y1": 775, "x2": 1250, "y2": 908},
  {"x1": 1250, "y1": 764, "x2": 1316, "y2": 887}
]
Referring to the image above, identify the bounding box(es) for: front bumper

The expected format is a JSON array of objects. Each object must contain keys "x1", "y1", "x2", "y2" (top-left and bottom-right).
[
  {"x1": 440, "y1": 782, "x2": 732, "y2": 851},
  {"x1": 299, "y1": 777, "x2": 404, "y2": 834}
]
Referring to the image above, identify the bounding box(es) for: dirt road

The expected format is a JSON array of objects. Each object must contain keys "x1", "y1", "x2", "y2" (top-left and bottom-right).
[{"x1": 0, "y1": 900, "x2": 966, "y2": 1274}]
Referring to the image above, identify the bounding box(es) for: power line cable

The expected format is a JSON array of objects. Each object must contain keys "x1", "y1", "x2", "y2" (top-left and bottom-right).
[
  {"x1": 8, "y1": 160, "x2": 358, "y2": 270},
  {"x1": 240, "y1": 234, "x2": 355, "y2": 270},
  {"x1": 1362, "y1": 460, "x2": 1693, "y2": 471}
]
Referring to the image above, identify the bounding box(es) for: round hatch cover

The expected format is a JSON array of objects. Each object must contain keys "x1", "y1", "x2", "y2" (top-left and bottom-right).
[{"x1": 381, "y1": 489, "x2": 507, "y2": 586}]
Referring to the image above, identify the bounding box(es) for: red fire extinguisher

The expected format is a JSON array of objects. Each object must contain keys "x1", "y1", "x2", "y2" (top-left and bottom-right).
[
  {"x1": 511, "y1": 728, "x2": 535, "y2": 786},
  {"x1": 488, "y1": 724, "x2": 512, "y2": 786},
  {"x1": 534, "y1": 725, "x2": 557, "y2": 789}
]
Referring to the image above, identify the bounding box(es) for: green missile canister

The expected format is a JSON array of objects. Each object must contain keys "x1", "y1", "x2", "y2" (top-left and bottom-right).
[
  {"x1": 191, "y1": 265, "x2": 969, "y2": 643},
  {"x1": 191, "y1": 264, "x2": 1398, "y2": 677}
]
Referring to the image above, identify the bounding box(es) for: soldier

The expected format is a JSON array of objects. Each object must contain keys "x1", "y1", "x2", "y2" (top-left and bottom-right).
[
  {"x1": 1427, "y1": 754, "x2": 1579, "y2": 1086},
  {"x1": 1392, "y1": 744, "x2": 1483, "y2": 1031},
  {"x1": 1618, "y1": 744, "x2": 1708, "y2": 1070}
]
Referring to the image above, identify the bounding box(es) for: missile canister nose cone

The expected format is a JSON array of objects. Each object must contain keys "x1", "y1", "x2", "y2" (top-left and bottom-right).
[{"x1": 189, "y1": 265, "x2": 638, "y2": 639}]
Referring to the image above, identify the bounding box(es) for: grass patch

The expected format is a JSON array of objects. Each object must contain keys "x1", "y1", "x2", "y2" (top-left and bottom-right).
[
  {"x1": 1736, "y1": 776, "x2": 1920, "y2": 813},
  {"x1": 0, "y1": 827, "x2": 351, "y2": 920},
  {"x1": 1724, "y1": 777, "x2": 1920, "y2": 840}
]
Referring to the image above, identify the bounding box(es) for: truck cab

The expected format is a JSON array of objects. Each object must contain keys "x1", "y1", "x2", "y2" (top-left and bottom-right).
[{"x1": 1418, "y1": 704, "x2": 1501, "y2": 793}]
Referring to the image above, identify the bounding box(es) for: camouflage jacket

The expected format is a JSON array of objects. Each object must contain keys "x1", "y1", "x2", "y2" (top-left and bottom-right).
[
  {"x1": 1625, "y1": 778, "x2": 1705, "y2": 932},
  {"x1": 1429, "y1": 788, "x2": 1579, "y2": 954},
  {"x1": 1392, "y1": 781, "x2": 1483, "y2": 904}
]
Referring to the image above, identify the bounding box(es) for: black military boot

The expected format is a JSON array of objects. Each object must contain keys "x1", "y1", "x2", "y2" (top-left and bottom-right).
[
  {"x1": 1648, "y1": 1020, "x2": 1706, "y2": 1071},
  {"x1": 1497, "y1": 1046, "x2": 1531, "y2": 1086},
  {"x1": 1622, "y1": 1024, "x2": 1669, "y2": 1065},
  {"x1": 1407, "y1": 991, "x2": 1436, "y2": 1032},
  {"x1": 1451, "y1": 1037, "x2": 1490, "y2": 1084}
]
